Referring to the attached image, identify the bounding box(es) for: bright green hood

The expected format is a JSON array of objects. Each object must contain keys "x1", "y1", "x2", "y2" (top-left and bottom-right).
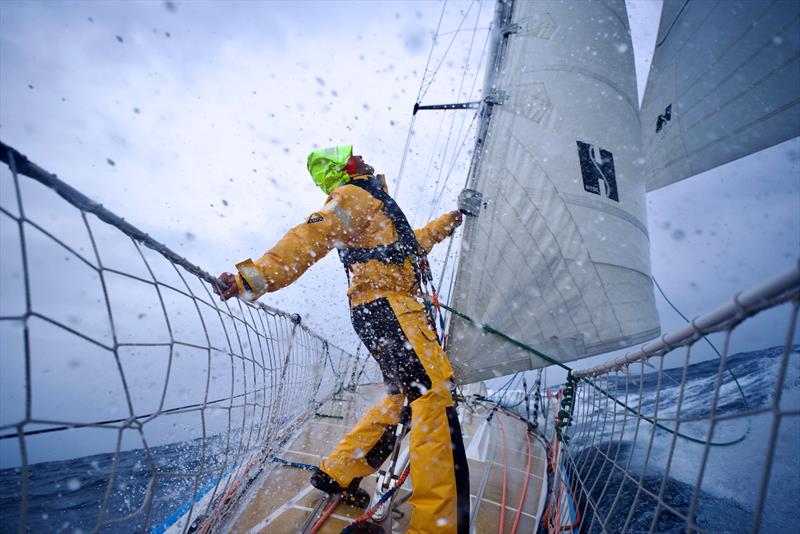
[{"x1": 307, "y1": 145, "x2": 353, "y2": 194}]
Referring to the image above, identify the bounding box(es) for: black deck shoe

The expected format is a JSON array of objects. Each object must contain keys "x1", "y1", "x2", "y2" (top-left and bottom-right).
[
  {"x1": 310, "y1": 472, "x2": 370, "y2": 508},
  {"x1": 340, "y1": 483, "x2": 371, "y2": 509},
  {"x1": 309, "y1": 469, "x2": 343, "y2": 494},
  {"x1": 351, "y1": 522, "x2": 385, "y2": 534}
]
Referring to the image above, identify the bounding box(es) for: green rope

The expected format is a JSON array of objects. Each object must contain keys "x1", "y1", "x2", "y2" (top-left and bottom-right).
[
  {"x1": 652, "y1": 276, "x2": 749, "y2": 409},
  {"x1": 441, "y1": 303, "x2": 747, "y2": 447}
]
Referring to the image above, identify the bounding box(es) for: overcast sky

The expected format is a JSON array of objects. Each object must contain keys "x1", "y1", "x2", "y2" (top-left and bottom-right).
[{"x1": 0, "y1": 0, "x2": 798, "y2": 465}]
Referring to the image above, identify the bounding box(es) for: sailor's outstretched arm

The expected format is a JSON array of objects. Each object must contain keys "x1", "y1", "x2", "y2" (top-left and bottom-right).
[
  {"x1": 217, "y1": 189, "x2": 361, "y2": 301},
  {"x1": 414, "y1": 210, "x2": 462, "y2": 253}
]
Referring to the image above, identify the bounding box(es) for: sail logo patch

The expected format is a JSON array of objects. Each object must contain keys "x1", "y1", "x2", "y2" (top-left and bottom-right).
[
  {"x1": 656, "y1": 104, "x2": 672, "y2": 132},
  {"x1": 576, "y1": 141, "x2": 619, "y2": 202}
]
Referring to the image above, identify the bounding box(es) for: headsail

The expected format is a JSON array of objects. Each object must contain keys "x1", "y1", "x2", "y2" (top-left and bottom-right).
[
  {"x1": 447, "y1": 0, "x2": 660, "y2": 383},
  {"x1": 641, "y1": 0, "x2": 800, "y2": 191}
]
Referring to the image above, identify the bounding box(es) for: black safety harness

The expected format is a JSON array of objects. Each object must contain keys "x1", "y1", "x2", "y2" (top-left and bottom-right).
[
  {"x1": 336, "y1": 174, "x2": 443, "y2": 344},
  {"x1": 336, "y1": 175, "x2": 428, "y2": 285}
]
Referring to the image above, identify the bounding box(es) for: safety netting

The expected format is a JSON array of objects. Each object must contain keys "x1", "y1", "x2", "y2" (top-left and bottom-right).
[
  {"x1": 544, "y1": 266, "x2": 800, "y2": 533},
  {"x1": 0, "y1": 143, "x2": 377, "y2": 533}
]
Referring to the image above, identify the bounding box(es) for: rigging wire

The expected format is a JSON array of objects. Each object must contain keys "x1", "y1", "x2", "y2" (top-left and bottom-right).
[
  {"x1": 394, "y1": 0, "x2": 479, "y2": 197},
  {"x1": 427, "y1": 18, "x2": 493, "y2": 222},
  {"x1": 422, "y1": 0, "x2": 485, "y2": 224},
  {"x1": 418, "y1": 0, "x2": 479, "y2": 103},
  {"x1": 408, "y1": 0, "x2": 484, "y2": 225},
  {"x1": 393, "y1": 0, "x2": 448, "y2": 197}
]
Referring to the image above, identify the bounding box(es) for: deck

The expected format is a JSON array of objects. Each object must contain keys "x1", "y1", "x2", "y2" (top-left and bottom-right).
[{"x1": 229, "y1": 384, "x2": 548, "y2": 533}]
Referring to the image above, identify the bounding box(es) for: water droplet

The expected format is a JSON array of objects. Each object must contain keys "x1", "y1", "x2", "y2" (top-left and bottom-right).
[{"x1": 67, "y1": 478, "x2": 81, "y2": 491}]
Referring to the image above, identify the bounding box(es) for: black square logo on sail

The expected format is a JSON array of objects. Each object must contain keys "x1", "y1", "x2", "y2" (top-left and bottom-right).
[{"x1": 576, "y1": 141, "x2": 619, "y2": 202}]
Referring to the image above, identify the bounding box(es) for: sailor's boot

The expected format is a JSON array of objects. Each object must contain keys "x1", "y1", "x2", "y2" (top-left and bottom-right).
[{"x1": 310, "y1": 470, "x2": 371, "y2": 509}]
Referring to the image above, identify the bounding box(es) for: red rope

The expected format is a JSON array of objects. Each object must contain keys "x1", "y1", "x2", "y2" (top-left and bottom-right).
[
  {"x1": 310, "y1": 495, "x2": 342, "y2": 534},
  {"x1": 343, "y1": 464, "x2": 411, "y2": 531},
  {"x1": 511, "y1": 422, "x2": 533, "y2": 534},
  {"x1": 496, "y1": 413, "x2": 509, "y2": 534}
]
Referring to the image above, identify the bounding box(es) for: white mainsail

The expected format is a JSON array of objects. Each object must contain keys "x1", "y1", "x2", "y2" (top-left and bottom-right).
[
  {"x1": 641, "y1": 0, "x2": 800, "y2": 191},
  {"x1": 447, "y1": 0, "x2": 660, "y2": 383}
]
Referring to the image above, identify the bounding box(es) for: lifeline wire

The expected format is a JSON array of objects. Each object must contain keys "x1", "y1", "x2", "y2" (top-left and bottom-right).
[{"x1": 438, "y1": 294, "x2": 789, "y2": 447}]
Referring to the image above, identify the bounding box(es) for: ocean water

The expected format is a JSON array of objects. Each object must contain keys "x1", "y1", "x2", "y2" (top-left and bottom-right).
[
  {"x1": 1, "y1": 345, "x2": 797, "y2": 533},
  {"x1": 0, "y1": 434, "x2": 233, "y2": 533},
  {"x1": 563, "y1": 344, "x2": 800, "y2": 533}
]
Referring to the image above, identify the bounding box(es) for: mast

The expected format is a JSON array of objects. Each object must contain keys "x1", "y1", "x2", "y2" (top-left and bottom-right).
[
  {"x1": 445, "y1": 0, "x2": 660, "y2": 382},
  {"x1": 465, "y1": 0, "x2": 515, "y2": 191}
]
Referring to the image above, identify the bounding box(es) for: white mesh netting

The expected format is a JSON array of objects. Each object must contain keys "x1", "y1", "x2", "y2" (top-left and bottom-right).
[{"x1": 0, "y1": 144, "x2": 378, "y2": 533}]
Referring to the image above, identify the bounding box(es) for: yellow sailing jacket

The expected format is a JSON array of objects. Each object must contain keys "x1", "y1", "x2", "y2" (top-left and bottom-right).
[{"x1": 235, "y1": 175, "x2": 460, "y2": 308}]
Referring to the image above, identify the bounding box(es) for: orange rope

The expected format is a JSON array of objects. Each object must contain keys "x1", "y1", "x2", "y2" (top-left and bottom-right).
[
  {"x1": 348, "y1": 464, "x2": 412, "y2": 527},
  {"x1": 310, "y1": 495, "x2": 341, "y2": 534},
  {"x1": 198, "y1": 455, "x2": 257, "y2": 534},
  {"x1": 511, "y1": 423, "x2": 532, "y2": 534},
  {"x1": 496, "y1": 412, "x2": 509, "y2": 534}
]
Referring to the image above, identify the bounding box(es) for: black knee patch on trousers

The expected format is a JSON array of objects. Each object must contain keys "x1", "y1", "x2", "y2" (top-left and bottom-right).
[
  {"x1": 365, "y1": 425, "x2": 397, "y2": 469},
  {"x1": 351, "y1": 298, "x2": 432, "y2": 401},
  {"x1": 446, "y1": 406, "x2": 470, "y2": 534}
]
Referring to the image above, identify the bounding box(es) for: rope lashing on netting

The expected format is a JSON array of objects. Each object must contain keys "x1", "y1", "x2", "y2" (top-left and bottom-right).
[
  {"x1": 553, "y1": 374, "x2": 578, "y2": 445},
  {"x1": 340, "y1": 465, "x2": 412, "y2": 534},
  {"x1": 439, "y1": 303, "x2": 749, "y2": 447}
]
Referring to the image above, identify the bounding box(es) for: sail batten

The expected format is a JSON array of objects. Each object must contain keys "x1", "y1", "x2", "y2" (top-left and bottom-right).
[{"x1": 447, "y1": 0, "x2": 660, "y2": 383}]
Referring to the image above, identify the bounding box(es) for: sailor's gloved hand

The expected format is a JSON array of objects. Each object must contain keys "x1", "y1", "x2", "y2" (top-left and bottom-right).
[
  {"x1": 458, "y1": 188, "x2": 482, "y2": 217},
  {"x1": 450, "y1": 210, "x2": 463, "y2": 226},
  {"x1": 214, "y1": 272, "x2": 239, "y2": 301}
]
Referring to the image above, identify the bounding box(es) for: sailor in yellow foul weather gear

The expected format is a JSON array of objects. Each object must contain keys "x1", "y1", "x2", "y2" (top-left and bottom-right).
[{"x1": 216, "y1": 145, "x2": 470, "y2": 533}]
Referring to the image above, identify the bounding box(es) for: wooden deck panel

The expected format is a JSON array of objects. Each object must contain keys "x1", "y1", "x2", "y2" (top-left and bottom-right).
[{"x1": 230, "y1": 385, "x2": 547, "y2": 533}]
